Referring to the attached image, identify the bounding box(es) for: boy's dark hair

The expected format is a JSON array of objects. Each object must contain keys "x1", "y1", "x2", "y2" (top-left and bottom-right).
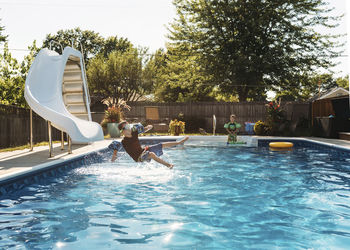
[{"x1": 118, "y1": 121, "x2": 127, "y2": 130}]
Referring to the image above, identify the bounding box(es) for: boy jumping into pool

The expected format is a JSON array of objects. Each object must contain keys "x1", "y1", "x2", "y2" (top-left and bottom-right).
[
  {"x1": 108, "y1": 121, "x2": 189, "y2": 169},
  {"x1": 224, "y1": 114, "x2": 241, "y2": 144}
]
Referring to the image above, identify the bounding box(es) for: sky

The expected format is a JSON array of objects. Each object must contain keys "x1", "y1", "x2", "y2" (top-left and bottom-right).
[{"x1": 0, "y1": 0, "x2": 349, "y2": 77}]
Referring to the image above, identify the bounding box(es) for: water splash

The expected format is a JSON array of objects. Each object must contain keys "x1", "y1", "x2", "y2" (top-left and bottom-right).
[{"x1": 74, "y1": 160, "x2": 176, "y2": 185}]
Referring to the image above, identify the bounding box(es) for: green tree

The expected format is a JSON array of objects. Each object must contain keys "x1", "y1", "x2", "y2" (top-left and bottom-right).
[
  {"x1": 87, "y1": 47, "x2": 153, "y2": 103},
  {"x1": 0, "y1": 41, "x2": 39, "y2": 107},
  {"x1": 99, "y1": 36, "x2": 132, "y2": 58},
  {"x1": 169, "y1": 0, "x2": 343, "y2": 101},
  {"x1": 42, "y1": 27, "x2": 104, "y2": 64},
  {"x1": 20, "y1": 40, "x2": 40, "y2": 80},
  {"x1": 0, "y1": 44, "x2": 24, "y2": 106},
  {"x1": 275, "y1": 73, "x2": 338, "y2": 101},
  {"x1": 149, "y1": 47, "x2": 215, "y2": 102},
  {"x1": 336, "y1": 75, "x2": 349, "y2": 89},
  {"x1": 0, "y1": 19, "x2": 7, "y2": 43}
]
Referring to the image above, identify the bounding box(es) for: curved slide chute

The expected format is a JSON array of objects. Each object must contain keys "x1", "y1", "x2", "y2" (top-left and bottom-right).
[{"x1": 25, "y1": 47, "x2": 104, "y2": 144}]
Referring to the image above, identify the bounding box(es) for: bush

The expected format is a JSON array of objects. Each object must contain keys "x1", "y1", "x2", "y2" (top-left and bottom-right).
[
  {"x1": 254, "y1": 120, "x2": 271, "y2": 136},
  {"x1": 178, "y1": 115, "x2": 207, "y2": 133},
  {"x1": 169, "y1": 119, "x2": 185, "y2": 135},
  {"x1": 294, "y1": 116, "x2": 312, "y2": 136},
  {"x1": 265, "y1": 100, "x2": 286, "y2": 135},
  {"x1": 100, "y1": 99, "x2": 130, "y2": 128}
]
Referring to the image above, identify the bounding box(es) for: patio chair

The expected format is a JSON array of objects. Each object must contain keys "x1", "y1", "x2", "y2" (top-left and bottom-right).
[
  {"x1": 145, "y1": 106, "x2": 160, "y2": 121},
  {"x1": 144, "y1": 106, "x2": 169, "y2": 133}
]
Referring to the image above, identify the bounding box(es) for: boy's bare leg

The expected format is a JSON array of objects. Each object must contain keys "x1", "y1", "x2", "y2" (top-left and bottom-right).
[
  {"x1": 162, "y1": 136, "x2": 189, "y2": 148},
  {"x1": 111, "y1": 150, "x2": 118, "y2": 162},
  {"x1": 148, "y1": 152, "x2": 173, "y2": 169}
]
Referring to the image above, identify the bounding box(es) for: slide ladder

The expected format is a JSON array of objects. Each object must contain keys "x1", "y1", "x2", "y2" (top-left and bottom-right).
[{"x1": 63, "y1": 58, "x2": 89, "y2": 120}]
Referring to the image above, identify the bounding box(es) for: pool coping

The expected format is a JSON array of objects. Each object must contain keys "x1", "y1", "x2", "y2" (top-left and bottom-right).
[
  {"x1": 257, "y1": 136, "x2": 350, "y2": 153},
  {"x1": 0, "y1": 136, "x2": 350, "y2": 194}
]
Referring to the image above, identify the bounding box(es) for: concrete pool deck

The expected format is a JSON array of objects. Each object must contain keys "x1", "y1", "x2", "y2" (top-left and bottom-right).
[
  {"x1": 0, "y1": 139, "x2": 112, "y2": 181},
  {"x1": 0, "y1": 136, "x2": 350, "y2": 182}
]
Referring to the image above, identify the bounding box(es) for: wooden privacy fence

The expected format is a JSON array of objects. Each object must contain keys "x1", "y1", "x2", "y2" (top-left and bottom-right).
[
  {"x1": 0, "y1": 104, "x2": 61, "y2": 149},
  {"x1": 124, "y1": 101, "x2": 310, "y2": 133},
  {"x1": 0, "y1": 102, "x2": 310, "y2": 148},
  {"x1": 311, "y1": 99, "x2": 335, "y2": 119}
]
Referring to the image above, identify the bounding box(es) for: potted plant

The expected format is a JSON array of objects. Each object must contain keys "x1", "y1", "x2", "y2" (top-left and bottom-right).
[
  {"x1": 265, "y1": 99, "x2": 286, "y2": 135},
  {"x1": 101, "y1": 99, "x2": 130, "y2": 138},
  {"x1": 169, "y1": 119, "x2": 185, "y2": 136}
]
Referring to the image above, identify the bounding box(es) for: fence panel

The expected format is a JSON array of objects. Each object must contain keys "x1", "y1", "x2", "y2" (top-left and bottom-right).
[
  {"x1": 0, "y1": 104, "x2": 62, "y2": 149},
  {"x1": 126, "y1": 101, "x2": 310, "y2": 133},
  {"x1": 0, "y1": 102, "x2": 310, "y2": 148}
]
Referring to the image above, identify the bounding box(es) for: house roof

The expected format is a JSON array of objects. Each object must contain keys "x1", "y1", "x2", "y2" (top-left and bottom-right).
[
  {"x1": 310, "y1": 87, "x2": 349, "y2": 101},
  {"x1": 318, "y1": 87, "x2": 349, "y2": 100}
]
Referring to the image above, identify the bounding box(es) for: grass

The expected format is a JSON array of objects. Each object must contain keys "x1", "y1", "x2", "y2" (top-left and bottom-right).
[{"x1": 0, "y1": 141, "x2": 62, "y2": 153}]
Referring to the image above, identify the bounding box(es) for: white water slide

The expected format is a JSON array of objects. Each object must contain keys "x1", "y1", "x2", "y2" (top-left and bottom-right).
[{"x1": 24, "y1": 47, "x2": 104, "y2": 144}]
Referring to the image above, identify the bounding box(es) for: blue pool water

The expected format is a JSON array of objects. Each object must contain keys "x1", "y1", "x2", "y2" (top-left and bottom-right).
[{"x1": 1, "y1": 144, "x2": 350, "y2": 249}]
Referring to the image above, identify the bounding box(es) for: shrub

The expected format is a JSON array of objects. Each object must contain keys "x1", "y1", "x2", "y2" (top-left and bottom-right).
[
  {"x1": 265, "y1": 99, "x2": 286, "y2": 135},
  {"x1": 294, "y1": 116, "x2": 312, "y2": 136},
  {"x1": 254, "y1": 120, "x2": 271, "y2": 136},
  {"x1": 100, "y1": 99, "x2": 130, "y2": 128},
  {"x1": 266, "y1": 100, "x2": 285, "y2": 124},
  {"x1": 169, "y1": 119, "x2": 185, "y2": 135},
  {"x1": 178, "y1": 115, "x2": 207, "y2": 133}
]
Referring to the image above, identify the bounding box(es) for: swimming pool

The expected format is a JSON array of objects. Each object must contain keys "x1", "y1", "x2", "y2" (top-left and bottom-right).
[{"x1": 1, "y1": 140, "x2": 350, "y2": 249}]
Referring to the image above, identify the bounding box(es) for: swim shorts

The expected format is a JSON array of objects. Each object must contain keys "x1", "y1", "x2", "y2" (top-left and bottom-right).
[{"x1": 139, "y1": 143, "x2": 163, "y2": 162}]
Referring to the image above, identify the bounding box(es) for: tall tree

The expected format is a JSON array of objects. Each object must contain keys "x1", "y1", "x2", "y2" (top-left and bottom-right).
[
  {"x1": 275, "y1": 73, "x2": 339, "y2": 101},
  {"x1": 0, "y1": 19, "x2": 7, "y2": 43},
  {"x1": 169, "y1": 0, "x2": 343, "y2": 101},
  {"x1": 87, "y1": 47, "x2": 153, "y2": 104},
  {"x1": 0, "y1": 41, "x2": 40, "y2": 107},
  {"x1": 42, "y1": 27, "x2": 104, "y2": 64},
  {"x1": 149, "y1": 47, "x2": 215, "y2": 102},
  {"x1": 99, "y1": 36, "x2": 132, "y2": 58},
  {"x1": 336, "y1": 75, "x2": 349, "y2": 89}
]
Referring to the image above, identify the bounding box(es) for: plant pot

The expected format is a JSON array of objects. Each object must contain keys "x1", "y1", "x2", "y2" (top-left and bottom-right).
[
  {"x1": 174, "y1": 125, "x2": 181, "y2": 136},
  {"x1": 107, "y1": 123, "x2": 120, "y2": 138}
]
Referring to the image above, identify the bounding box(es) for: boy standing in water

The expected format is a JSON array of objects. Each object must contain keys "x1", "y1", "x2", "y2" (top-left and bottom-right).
[
  {"x1": 109, "y1": 121, "x2": 189, "y2": 169},
  {"x1": 224, "y1": 114, "x2": 241, "y2": 144}
]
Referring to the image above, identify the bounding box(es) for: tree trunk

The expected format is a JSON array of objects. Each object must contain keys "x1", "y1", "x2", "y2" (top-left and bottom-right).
[{"x1": 237, "y1": 86, "x2": 248, "y2": 102}]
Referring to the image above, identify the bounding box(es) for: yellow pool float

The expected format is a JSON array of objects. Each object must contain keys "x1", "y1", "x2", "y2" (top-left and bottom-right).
[{"x1": 269, "y1": 142, "x2": 294, "y2": 149}]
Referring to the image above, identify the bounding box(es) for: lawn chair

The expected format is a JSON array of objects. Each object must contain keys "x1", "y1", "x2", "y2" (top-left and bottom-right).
[
  {"x1": 144, "y1": 106, "x2": 169, "y2": 133},
  {"x1": 145, "y1": 106, "x2": 160, "y2": 121}
]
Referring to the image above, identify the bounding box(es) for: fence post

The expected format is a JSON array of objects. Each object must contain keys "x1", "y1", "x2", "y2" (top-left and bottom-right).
[
  {"x1": 67, "y1": 135, "x2": 72, "y2": 154},
  {"x1": 48, "y1": 121, "x2": 53, "y2": 157},
  {"x1": 29, "y1": 109, "x2": 33, "y2": 151},
  {"x1": 61, "y1": 131, "x2": 64, "y2": 150}
]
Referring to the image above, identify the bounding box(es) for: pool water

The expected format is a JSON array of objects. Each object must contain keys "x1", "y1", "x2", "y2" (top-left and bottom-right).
[{"x1": 1, "y1": 145, "x2": 350, "y2": 249}]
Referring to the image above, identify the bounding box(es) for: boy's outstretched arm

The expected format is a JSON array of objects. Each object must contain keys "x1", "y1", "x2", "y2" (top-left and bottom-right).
[
  {"x1": 133, "y1": 123, "x2": 153, "y2": 134},
  {"x1": 108, "y1": 141, "x2": 122, "y2": 162},
  {"x1": 144, "y1": 125, "x2": 153, "y2": 133}
]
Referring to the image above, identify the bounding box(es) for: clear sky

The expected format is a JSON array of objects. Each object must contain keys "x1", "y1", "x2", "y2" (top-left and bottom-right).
[{"x1": 0, "y1": 0, "x2": 348, "y2": 77}]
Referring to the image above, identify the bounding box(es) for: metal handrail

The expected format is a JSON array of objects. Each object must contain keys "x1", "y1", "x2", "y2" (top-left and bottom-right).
[
  {"x1": 30, "y1": 109, "x2": 33, "y2": 151},
  {"x1": 80, "y1": 42, "x2": 91, "y2": 106},
  {"x1": 213, "y1": 114, "x2": 216, "y2": 136},
  {"x1": 49, "y1": 40, "x2": 63, "y2": 54}
]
